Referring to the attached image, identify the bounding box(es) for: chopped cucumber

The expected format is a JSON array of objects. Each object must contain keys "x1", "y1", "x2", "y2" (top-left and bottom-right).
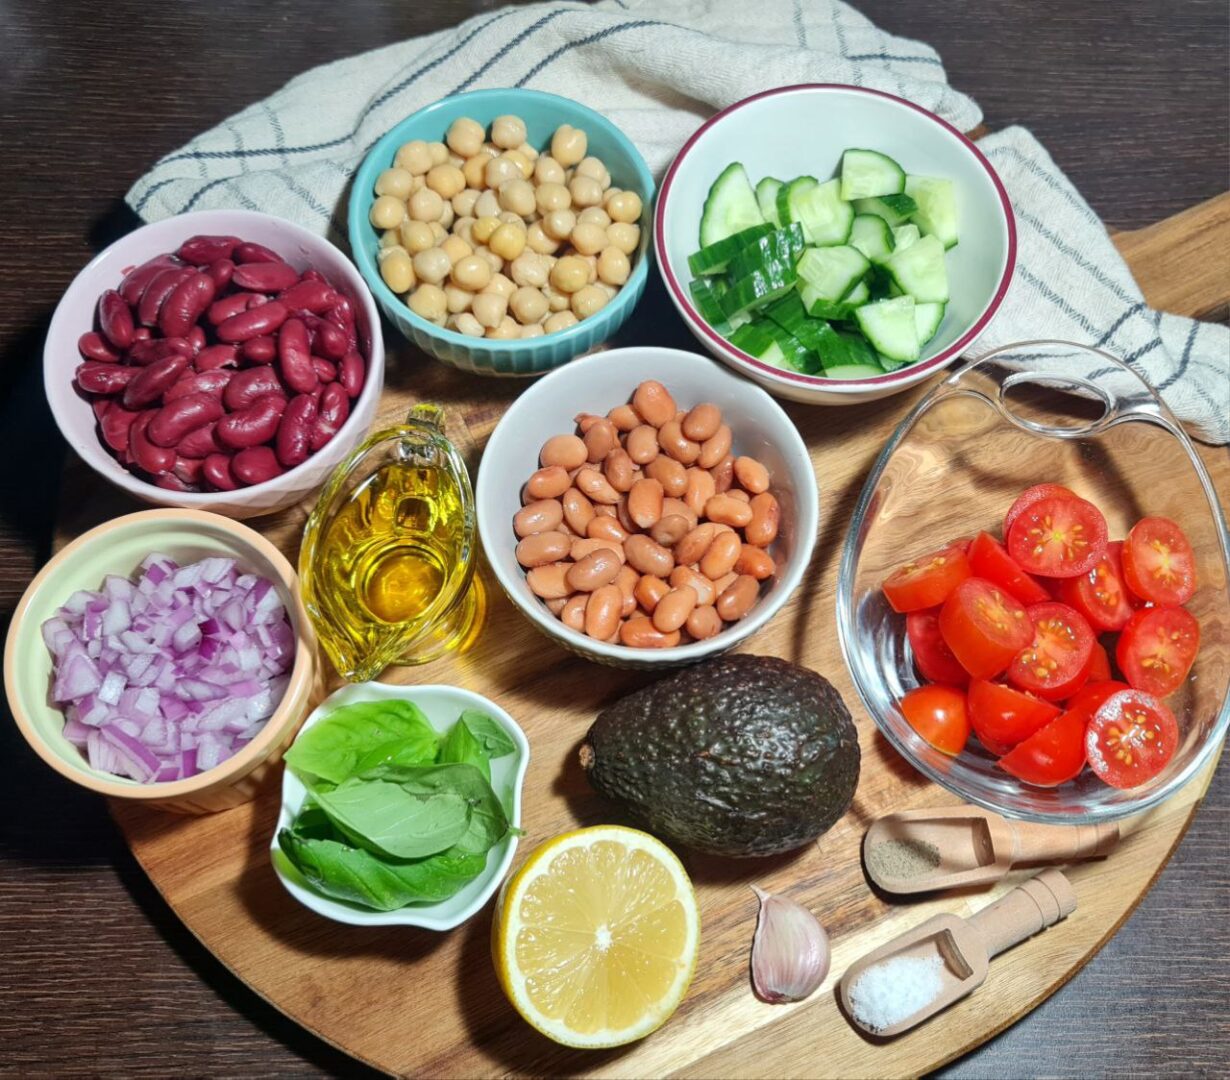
[
  {"x1": 787, "y1": 178, "x2": 854, "y2": 246},
  {"x1": 891, "y1": 223, "x2": 921, "y2": 252},
  {"x1": 689, "y1": 277, "x2": 733, "y2": 333},
  {"x1": 844, "y1": 280, "x2": 871, "y2": 306},
  {"x1": 877, "y1": 354, "x2": 911, "y2": 373},
  {"x1": 699, "y1": 163, "x2": 765, "y2": 247},
  {"x1": 800, "y1": 279, "x2": 869, "y2": 320},
  {"x1": 728, "y1": 320, "x2": 785, "y2": 367},
  {"x1": 823, "y1": 362, "x2": 891, "y2": 380},
  {"x1": 762, "y1": 293, "x2": 835, "y2": 358},
  {"x1": 905, "y1": 175, "x2": 959, "y2": 249},
  {"x1": 776, "y1": 176, "x2": 818, "y2": 228},
  {"x1": 756, "y1": 177, "x2": 784, "y2": 227},
  {"x1": 727, "y1": 225, "x2": 805, "y2": 281},
  {"x1": 796, "y1": 245, "x2": 869, "y2": 302},
  {"x1": 849, "y1": 214, "x2": 895, "y2": 263},
  {"x1": 762, "y1": 319, "x2": 821, "y2": 374},
  {"x1": 816, "y1": 325, "x2": 883, "y2": 372},
  {"x1": 840, "y1": 149, "x2": 906, "y2": 201},
  {"x1": 687, "y1": 223, "x2": 774, "y2": 276},
  {"x1": 855, "y1": 296, "x2": 919, "y2": 362},
  {"x1": 719, "y1": 261, "x2": 797, "y2": 318},
  {"x1": 882, "y1": 234, "x2": 949, "y2": 304},
  {"x1": 913, "y1": 300, "x2": 946, "y2": 346},
  {"x1": 853, "y1": 193, "x2": 918, "y2": 228}
]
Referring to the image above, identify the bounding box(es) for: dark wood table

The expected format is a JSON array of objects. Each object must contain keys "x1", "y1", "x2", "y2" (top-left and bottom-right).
[{"x1": 1, "y1": 1, "x2": 1226, "y2": 1075}]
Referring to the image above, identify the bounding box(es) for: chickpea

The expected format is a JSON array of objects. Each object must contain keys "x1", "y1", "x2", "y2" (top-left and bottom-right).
[
  {"x1": 607, "y1": 190, "x2": 643, "y2": 224},
  {"x1": 427, "y1": 141, "x2": 449, "y2": 166},
  {"x1": 503, "y1": 149, "x2": 532, "y2": 178},
  {"x1": 484, "y1": 272, "x2": 516, "y2": 300},
  {"x1": 569, "y1": 174, "x2": 603, "y2": 209},
  {"x1": 379, "y1": 228, "x2": 402, "y2": 250},
  {"x1": 521, "y1": 142, "x2": 540, "y2": 161},
  {"x1": 472, "y1": 291, "x2": 508, "y2": 329},
  {"x1": 606, "y1": 222, "x2": 640, "y2": 255},
  {"x1": 408, "y1": 282, "x2": 447, "y2": 322},
  {"x1": 510, "y1": 285, "x2": 550, "y2": 325},
  {"x1": 438, "y1": 202, "x2": 455, "y2": 230},
  {"x1": 474, "y1": 189, "x2": 501, "y2": 219},
  {"x1": 452, "y1": 188, "x2": 480, "y2": 218},
  {"x1": 597, "y1": 245, "x2": 631, "y2": 286},
  {"x1": 426, "y1": 164, "x2": 466, "y2": 200},
  {"x1": 451, "y1": 254, "x2": 492, "y2": 291},
  {"x1": 572, "y1": 284, "x2": 609, "y2": 319},
  {"x1": 369, "y1": 194, "x2": 406, "y2": 230},
  {"x1": 498, "y1": 209, "x2": 524, "y2": 227},
  {"x1": 395, "y1": 139, "x2": 432, "y2": 175},
  {"x1": 534, "y1": 155, "x2": 566, "y2": 185},
  {"x1": 470, "y1": 216, "x2": 498, "y2": 245},
  {"x1": 544, "y1": 310, "x2": 579, "y2": 334},
  {"x1": 440, "y1": 233, "x2": 472, "y2": 265},
  {"x1": 428, "y1": 221, "x2": 448, "y2": 243},
  {"x1": 534, "y1": 182, "x2": 570, "y2": 215},
  {"x1": 463, "y1": 151, "x2": 495, "y2": 189},
  {"x1": 576, "y1": 157, "x2": 610, "y2": 189},
  {"x1": 526, "y1": 221, "x2": 559, "y2": 255},
  {"x1": 570, "y1": 222, "x2": 607, "y2": 256},
  {"x1": 491, "y1": 114, "x2": 528, "y2": 149},
  {"x1": 409, "y1": 187, "x2": 444, "y2": 222},
  {"x1": 551, "y1": 124, "x2": 587, "y2": 167},
  {"x1": 408, "y1": 174, "x2": 426, "y2": 194},
  {"x1": 375, "y1": 167, "x2": 413, "y2": 199},
  {"x1": 577, "y1": 206, "x2": 611, "y2": 229},
  {"x1": 474, "y1": 245, "x2": 504, "y2": 272},
  {"x1": 448, "y1": 151, "x2": 465, "y2": 169},
  {"x1": 412, "y1": 247, "x2": 451, "y2": 285},
  {"x1": 453, "y1": 216, "x2": 477, "y2": 247},
  {"x1": 581, "y1": 254, "x2": 599, "y2": 282},
  {"x1": 542, "y1": 283, "x2": 571, "y2": 312},
  {"x1": 443, "y1": 283, "x2": 473, "y2": 314},
  {"x1": 550, "y1": 254, "x2": 590, "y2": 294},
  {"x1": 510, "y1": 251, "x2": 549, "y2": 288},
  {"x1": 446, "y1": 116, "x2": 485, "y2": 158},
  {"x1": 520, "y1": 323, "x2": 545, "y2": 339},
  {"x1": 395, "y1": 219, "x2": 431, "y2": 254},
  {"x1": 540, "y1": 208, "x2": 576, "y2": 242},
  {"x1": 498, "y1": 178, "x2": 537, "y2": 217},
  {"x1": 378, "y1": 247, "x2": 415, "y2": 293},
  {"x1": 489, "y1": 222, "x2": 527, "y2": 261},
  {"x1": 596, "y1": 281, "x2": 618, "y2": 300},
  {"x1": 484, "y1": 154, "x2": 521, "y2": 189},
  {"x1": 487, "y1": 315, "x2": 521, "y2": 340},
  {"x1": 454, "y1": 311, "x2": 485, "y2": 337}
]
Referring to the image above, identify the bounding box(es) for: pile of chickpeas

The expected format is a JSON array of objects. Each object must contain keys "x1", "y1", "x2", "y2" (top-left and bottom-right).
[
  {"x1": 369, "y1": 114, "x2": 643, "y2": 340},
  {"x1": 512, "y1": 381, "x2": 782, "y2": 650}
]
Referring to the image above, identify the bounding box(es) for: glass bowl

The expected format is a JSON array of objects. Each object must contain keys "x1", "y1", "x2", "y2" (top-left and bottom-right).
[{"x1": 837, "y1": 341, "x2": 1230, "y2": 823}]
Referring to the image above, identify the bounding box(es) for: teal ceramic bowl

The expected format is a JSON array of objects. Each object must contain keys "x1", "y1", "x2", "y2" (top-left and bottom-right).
[{"x1": 349, "y1": 88, "x2": 655, "y2": 377}]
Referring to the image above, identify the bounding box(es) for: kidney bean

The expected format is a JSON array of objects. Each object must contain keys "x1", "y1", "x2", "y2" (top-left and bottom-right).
[
  {"x1": 583, "y1": 419, "x2": 618, "y2": 463},
  {"x1": 338, "y1": 349, "x2": 365, "y2": 399},
  {"x1": 132, "y1": 327, "x2": 151, "y2": 341},
  {"x1": 625, "y1": 534, "x2": 674, "y2": 578},
  {"x1": 164, "y1": 369, "x2": 232, "y2": 404},
  {"x1": 541, "y1": 434, "x2": 587, "y2": 470},
  {"x1": 735, "y1": 545, "x2": 776, "y2": 581},
  {"x1": 698, "y1": 424, "x2": 732, "y2": 469},
  {"x1": 233, "y1": 241, "x2": 285, "y2": 265},
  {"x1": 700, "y1": 530, "x2": 742, "y2": 580},
  {"x1": 232, "y1": 446, "x2": 284, "y2": 486},
  {"x1": 76, "y1": 361, "x2": 135, "y2": 395},
  {"x1": 232, "y1": 261, "x2": 300, "y2": 293},
  {"x1": 632, "y1": 380, "x2": 677, "y2": 427},
  {"x1": 325, "y1": 294, "x2": 356, "y2": 335},
  {"x1": 645, "y1": 455, "x2": 687, "y2": 497},
  {"x1": 274, "y1": 393, "x2": 318, "y2": 469},
  {"x1": 215, "y1": 300, "x2": 288, "y2": 343},
  {"x1": 569, "y1": 538, "x2": 624, "y2": 563},
  {"x1": 208, "y1": 292, "x2": 257, "y2": 325},
  {"x1": 716, "y1": 574, "x2": 759, "y2": 621},
  {"x1": 78, "y1": 331, "x2": 121, "y2": 363},
  {"x1": 121, "y1": 353, "x2": 190, "y2": 409},
  {"x1": 560, "y1": 593, "x2": 588, "y2": 632},
  {"x1": 99, "y1": 404, "x2": 139, "y2": 452},
  {"x1": 204, "y1": 258, "x2": 235, "y2": 291},
  {"x1": 681, "y1": 403, "x2": 721, "y2": 442},
  {"x1": 575, "y1": 467, "x2": 620, "y2": 505},
  {"x1": 705, "y1": 493, "x2": 754, "y2": 528},
  {"x1": 97, "y1": 289, "x2": 135, "y2": 350},
  {"x1": 128, "y1": 410, "x2": 175, "y2": 475},
  {"x1": 176, "y1": 235, "x2": 240, "y2": 265},
  {"x1": 650, "y1": 514, "x2": 690, "y2": 548},
  {"x1": 310, "y1": 382, "x2": 349, "y2": 451},
  {"x1": 238, "y1": 336, "x2": 274, "y2": 364},
  {"x1": 311, "y1": 358, "x2": 336, "y2": 383},
  {"x1": 653, "y1": 585, "x2": 697, "y2": 634},
  {"x1": 587, "y1": 516, "x2": 628, "y2": 544},
  {"x1": 566, "y1": 549, "x2": 621, "y2": 593},
  {"x1": 304, "y1": 315, "x2": 348, "y2": 360},
  {"x1": 625, "y1": 424, "x2": 659, "y2": 465},
  {"x1": 687, "y1": 604, "x2": 722, "y2": 640},
  {"x1": 127, "y1": 337, "x2": 192, "y2": 367},
  {"x1": 675, "y1": 523, "x2": 719, "y2": 566},
  {"x1": 584, "y1": 585, "x2": 622, "y2": 640},
  {"x1": 514, "y1": 499, "x2": 564, "y2": 538},
  {"x1": 172, "y1": 455, "x2": 204, "y2": 485},
  {"x1": 92, "y1": 399, "x2": 110, "y2": 422},
  {"x1": 526, "y1": 562, "x2": 572, "y2": 600},
  {"x1": 711, "y1": 453, "x2": 735, "y2": 493},
  {"x1": 147, "y1": 393, "x2": 224, "y2": 447},
  {"x1": 745, "y1": 492, "x2": 780, "y2": 547},
  {"x1": 684, "y1": 468, "x2": 717, "y2": 517},
  {"x1": 193, "y1": 344, "x2": 238, "y2": 372},
  {"x1": 222, "y1": 367, "x2": 284, "y2": 412},
  {"x1": 619, "y1": 616, "x2": 679, "y2": 649},
  {"x1": 202, "y1": 453, "x2": 238, "y2": 491},
  {"x1": 177, "y1": 422, "x2": 221, "y2": 459},
  {"x1": 118, "y1": 254, "x2": 180, "y2": 305},
  {"x1": 276, "y1": 318, "x2": 318, "y2": 395},
  {"x1": 137, "y1": 266, "x2": 194, "y2": 326},
  {"x1": 279, "y1": 279, "x2": 339, "y2": 314},
  {"x1": 216, "y1": 394, "x2": 285, "y2": 449},
  {"x1": 516, "y1": 530, "x2": 571, "y2": 569},
  {"x1": 607, "y1": 403, "x2": 639, "y2": 432},
  {"x1": 300, "y1": 268, "x2": 326, "y2": 283},
  {"x1": 156, "y1": 472, "x2": 196, "y2": 492},
  {"x1": 158, "y1": 272, "x2": 217, "y2": 339},
  {"x1": 627, "y1": 477, "x2": 664, "y2": 529},
  {"x1": 657, "y1": 419, "x2": 700, "y2": 465}
]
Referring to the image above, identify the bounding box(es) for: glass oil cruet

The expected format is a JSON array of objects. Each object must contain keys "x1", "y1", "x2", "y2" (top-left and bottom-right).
[{"x1": 300, "y1": 404, "x2": 482, "y2": 682}]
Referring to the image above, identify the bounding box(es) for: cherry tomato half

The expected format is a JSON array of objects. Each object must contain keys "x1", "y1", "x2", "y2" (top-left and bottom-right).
[
  {"x1": 900, "y1": 684, "x2": 970, "y2": 756},
  {"x1": 1088, "y1": 640, "x2": 1112, "y2": 683},
  {"x1": 1002, "y1": 483, "x2": 1076, "y2": 539},
  {"x1": 1057, "y1": 540, "x2": 1136, "y2": 632},
  {"x1": 1085, "y1": 689, "x2": 1178, "y2": 789},
  {"x1": 939, "y1": 578, "x2": 1034, "y2": 680},
  {"x1": 883, "y1": 544, "x2": 971, "y2": 613},
  {"x1": 1006, "y1": 495, "x2": 1108, "y2": 578},
  {"x1": 1068, "y1": 679, "x2": 1130, "y2": 717},
  {"x1": 907, "y1": 609, "x2": 969, "y2": 686},
  {"x1": 1116, "y1": 606, "x2": 1200, "y2": 698},
  {"x1": 967, "y1": 680, "x2": 1061, "y2": 756},
  {"x1": 1122, "y1": 516, "x2": 1197, "y2": 607},
  {"x1": 1008, "y1": 601, "x2": 1096, "y2": 701},
  {"x1": 997, "y1": 707, "x2": 1087, "y2": 787},
  {"x1": 968, "y1": 531, "x2": 1050, "y2": 605}
]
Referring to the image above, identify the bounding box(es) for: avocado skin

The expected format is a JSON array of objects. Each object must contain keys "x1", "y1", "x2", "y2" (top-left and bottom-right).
[{"x1": 581, "y1": 654, "x2": 860, "y2": 857}]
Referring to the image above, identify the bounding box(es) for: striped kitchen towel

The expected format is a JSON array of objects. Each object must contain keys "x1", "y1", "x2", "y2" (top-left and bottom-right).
[{"x1": 127, "y1": 0, "x2": 1228, "y2": 443}]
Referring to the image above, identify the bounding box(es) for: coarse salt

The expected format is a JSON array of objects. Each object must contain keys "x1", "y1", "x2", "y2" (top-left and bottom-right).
[{"x1": 849, "y1": 953, "x2": 944, "y2": 1032}]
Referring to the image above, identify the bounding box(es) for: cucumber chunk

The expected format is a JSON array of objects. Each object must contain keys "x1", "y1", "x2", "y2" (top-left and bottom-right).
[
  {"x1": 882, "y1": 234, "x2": 949, "y2": 304},
  {"x1": 905, "y1": 175, "x2": 959, "y2": 249},
  {"x1": 913, "y1": 300, "x2": 946, "y2": 346},
  {"x1": 796, "y1": 245, "x2": 870, "y2": 302},
  {"x1": 853, "y1": 193, "x2": 918, "y2": 228},
  {"x1": 776, "y1": 176, "x2": 818, "y2": 228},
  {"x1": 719, "y1": 261, "x2": 798, "y2": 318},
  {"x1": 689, "y1": 277, "x2": 733, "y2": 333},
  {"x1": 800, "y1": 278, "x2": 870, "y2": 321},
  {"x1": 699, "y1": 163, "x2": 765, "y2": 247},
  {"x1": 763, "y1": 292, "x2": 835, "y2": 359},
  {"x1": 891, "y1": 223, "x2": 921, "y2": 252},
  {"x1": 756, "y1": 177, "x2": 784, "y2": 227},
  {"x1": 854, "y1": 295, "x2": 919, "y2": 362},
  {"x1": 727, "y1": 224, "x2": 805, "y2": 281},
  {"x1": 687, "y1": 223, "x2": 774, "y2": 277},
  {"x1": 728, "y1": 320, "x2": 786, "y2": 368},
  {"x1": 788, "y1": 178, "x2": 854, "y2": 246},
  {"x1": 815, "y1": 325, "x2": 883, "y2": 372},
  {"x1": 850, "y1": 214, "x2": 895, "y2": 263},
  {"x1": 823, "y1": 362, "x2": 891, "y2": 380},
  {"x1": 762, "y1": 319, "x2": 821, "y2": 374},
  {"x1": 840, "y1": 149, "x2": 906, "y2": 201}
]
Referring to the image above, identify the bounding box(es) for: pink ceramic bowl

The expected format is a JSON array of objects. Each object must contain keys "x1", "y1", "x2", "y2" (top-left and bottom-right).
[{"x1": 45, "y1": 209, "x2": 385, "y2": 519}]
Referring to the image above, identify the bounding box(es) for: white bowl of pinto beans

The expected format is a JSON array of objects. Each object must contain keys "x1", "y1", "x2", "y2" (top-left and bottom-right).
[{"x1": 476, "y1": 347, "x2": 818, "y2": 668}]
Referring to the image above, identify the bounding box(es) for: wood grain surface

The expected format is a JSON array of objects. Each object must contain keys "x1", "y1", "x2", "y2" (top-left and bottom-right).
[{"x1": 1, "y1": 1, "x2": 1227, "y2": 1076}]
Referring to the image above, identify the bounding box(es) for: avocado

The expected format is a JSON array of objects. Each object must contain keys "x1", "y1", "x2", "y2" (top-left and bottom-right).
[{"x1": 580, "y1": 654, "x2": 860, "y2": 857}]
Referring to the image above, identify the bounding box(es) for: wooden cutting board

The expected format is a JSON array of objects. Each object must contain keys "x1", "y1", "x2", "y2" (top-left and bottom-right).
[{"x1": 61, "y1": 192, "x2": 1228, "y2": 1079}]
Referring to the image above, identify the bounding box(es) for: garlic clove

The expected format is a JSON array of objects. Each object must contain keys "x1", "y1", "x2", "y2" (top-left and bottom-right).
[{"x1": 750, "y1": 884, "x2": 830, "y2": 1004}]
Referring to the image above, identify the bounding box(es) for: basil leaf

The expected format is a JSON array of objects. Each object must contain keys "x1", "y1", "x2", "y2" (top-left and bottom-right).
[
  {"x1": 313, "y1": 777, "x2": 470, "y2": 859},
  {"x1": 278, "y1": 829, "x2": 487, "y2": 910},
  {"x1": 438, "y1": 717, "x2": 490, "y2": 782},
  {"x1": 458, "y1": 709, "x2": 516, "y2": 759},
  {"x1": 284, "y1": 699, "x2": 438, "y2": 785}
]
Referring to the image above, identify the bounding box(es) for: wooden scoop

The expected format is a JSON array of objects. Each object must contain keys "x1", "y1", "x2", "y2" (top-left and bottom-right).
[
  {"x1": 840, "y1": 868, "x2": 1077, "y2": 1038},
  {"x1": 863, "y1": 804, "x2": 1118, "y2": 894}
]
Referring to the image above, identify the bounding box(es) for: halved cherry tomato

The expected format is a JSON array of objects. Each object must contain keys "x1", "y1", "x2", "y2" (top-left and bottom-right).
[
  {"x1": 946, "y1": 536, "x2": 973, "y2": 555},
  {"x1": 907, "y1": 609, "x2": 969, "y2": 686},
  {"x1": 1002, "y1": 483, "x2": 1076, "y2": 539},
  {"x1": 1116, "y1": 606, "x2": 1200, "y2": 697},
  {"x1": 1085, "y1": 689, "x2": 1178, "y2": 788},
  {"x1": 1087, "y1": 640, "x2": 1112, "y2": 682},
  {"x1": 1057, "y1": 540, "x2": 1136, "y2": 632},
  {"x1": 1007, "y1": 601, "x2": 1095, "y2": 700},
  {"x1": 968, "y1": 531, "x2": 1050, "y2": 605},
  {"x1": 1068, "y1": 679, "x2": 1130, "y2": 717},
  {"x1": 1121, "y1": 516, "x2": 1197, "y2": 607},
  {"x1": 997, "y1": 707, "x2": 1087, "y2": 786},
  {"x1": 967, "y1": 680, "x2": 1061, "y2": 756},
  {"x1": 938, "y1": 578, "x2": 1033, "y2": 679},
  {"x1": 883, "y1": 544, "x2": 971, "y2": 613},
  {"x1": 1006, "y1": 496, "x2": 1108, "y2": 578},
  {"x1": 900, "y1": 684, "x2": 970, "y2": 756}
]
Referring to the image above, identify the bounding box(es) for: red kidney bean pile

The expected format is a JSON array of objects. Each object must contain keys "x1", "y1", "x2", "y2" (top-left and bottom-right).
[{"x1": 75, "y1": 234, "x2": 367, "y2": 492}]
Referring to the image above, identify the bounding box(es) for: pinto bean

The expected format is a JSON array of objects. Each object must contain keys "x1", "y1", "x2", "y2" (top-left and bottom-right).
[
  {"x1": 624, "y1": 534, "x2": 674, "y2": 577},
  {"x1": 516, "y1": 530, "x2": 572, "y2": 568},
  {"x1": 514, "y1": 499, "x2": 564, "y2": 538},
  {"x1": 716, "y1": 574, "x2": 759, "y2": 621},
  {"x1": 745, "y1": 492, "x2": 780, "y2": 547},
  {"x1": 561, "y1": 486, "x2": 595, "y2": 535},
  {"x1": 681, "y1": 402, "x2": 721, "y2": 442},
  {"x1": 697, "y1": 423, "x2": 732, "y2": 468},
  {"x1": 584, "y1": 585, "x2": 622, "y2": 639},
  {"x1": 619, "y1": 616, "x2": 680, "y2": 648},
  {"x1": 631, "y1": 380, "x2": 676, "y2": 427}
]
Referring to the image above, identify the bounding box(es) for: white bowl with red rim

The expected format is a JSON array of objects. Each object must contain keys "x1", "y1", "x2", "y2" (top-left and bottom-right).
[{"x1": 654, "y1": 84, "x2": 1016, "y2": 405}]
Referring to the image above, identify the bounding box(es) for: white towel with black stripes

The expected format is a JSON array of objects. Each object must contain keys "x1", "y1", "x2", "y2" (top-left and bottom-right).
[{"x1": 127, "y1": 0, "x2": 1229, "y2": 444}]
